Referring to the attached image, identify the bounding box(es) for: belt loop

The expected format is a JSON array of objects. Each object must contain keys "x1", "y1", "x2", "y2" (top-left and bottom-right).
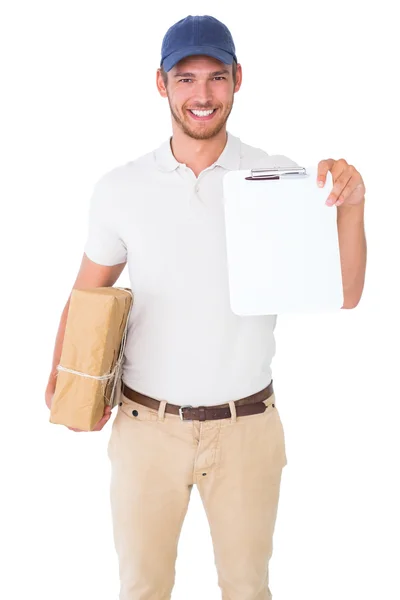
[
  {"x1": 228, "y1": 400, "x2": 237, "y2": 423},
  {"x1": 157, "y1": 400, "x2": 167, "y2": 421}
]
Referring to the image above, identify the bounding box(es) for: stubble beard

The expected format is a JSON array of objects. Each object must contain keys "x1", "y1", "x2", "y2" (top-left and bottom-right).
[{"x1": 167, "y1": 93, "x2": 234, "y2": 141}]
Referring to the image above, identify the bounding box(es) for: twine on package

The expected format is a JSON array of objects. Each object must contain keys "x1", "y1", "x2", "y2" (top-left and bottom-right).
[{"x1": 56, "y1": 288, "x2": 134, "y2": 408}]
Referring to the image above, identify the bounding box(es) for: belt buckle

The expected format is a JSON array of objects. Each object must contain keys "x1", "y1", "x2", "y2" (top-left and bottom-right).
[{"x1": 179, "y1": 405, "x2": 193, "y2": 421}]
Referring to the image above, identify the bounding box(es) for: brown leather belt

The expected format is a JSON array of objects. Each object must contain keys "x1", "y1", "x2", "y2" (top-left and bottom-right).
[{"x1": 120, "y1": 380, "x2": 275, "y2": 421}]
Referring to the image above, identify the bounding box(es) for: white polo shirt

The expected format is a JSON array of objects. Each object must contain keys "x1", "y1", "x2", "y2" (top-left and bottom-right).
[{"x1": 84, "y1": 131, "x2": 298, "y2": 406}]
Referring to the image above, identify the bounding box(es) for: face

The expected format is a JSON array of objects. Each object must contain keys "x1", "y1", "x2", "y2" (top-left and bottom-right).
[{"x1": 157, "y1": 55, "x2": 242, "y2": 140}]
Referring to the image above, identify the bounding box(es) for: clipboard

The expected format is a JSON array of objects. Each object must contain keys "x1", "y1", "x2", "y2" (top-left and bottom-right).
[{"x1": 222, "y1": 165, "x2": 344, "y2": 315}]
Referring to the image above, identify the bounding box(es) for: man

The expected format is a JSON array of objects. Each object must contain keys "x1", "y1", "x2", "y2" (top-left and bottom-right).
[{"x1": 46, "y1": 14, "x2": 367, "y2": 600}]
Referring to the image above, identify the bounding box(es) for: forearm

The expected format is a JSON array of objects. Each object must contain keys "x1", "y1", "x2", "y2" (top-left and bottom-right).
[
  {"x1": 46, "y1": 297, "x2": 71, "y2": 390},
  {"x1": 336, "y1": 198, "x2": 367, "y2": 309}
]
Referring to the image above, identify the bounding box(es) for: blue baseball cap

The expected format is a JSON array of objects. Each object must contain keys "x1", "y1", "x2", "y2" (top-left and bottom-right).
[{"x1": 160, "y1": 15, "x2": 237, "y2": 73}]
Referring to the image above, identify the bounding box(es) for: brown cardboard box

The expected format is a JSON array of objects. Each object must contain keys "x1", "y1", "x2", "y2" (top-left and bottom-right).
[{"x1": 50, "y1": 286, "x2": 133, "y2": 431}]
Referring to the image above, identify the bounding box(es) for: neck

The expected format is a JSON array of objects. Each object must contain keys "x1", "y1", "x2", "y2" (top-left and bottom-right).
[{"x1": 170, "y1": 126, "x2": 228, "y2": 177}]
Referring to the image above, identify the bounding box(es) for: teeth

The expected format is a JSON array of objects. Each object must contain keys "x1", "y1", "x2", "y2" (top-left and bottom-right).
[{"x1": 190, "y1": 109, "x2": 215, "y2": 117}]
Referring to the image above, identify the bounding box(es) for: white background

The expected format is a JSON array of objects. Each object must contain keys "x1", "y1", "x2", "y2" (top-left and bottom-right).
[{"x1": 1, "y1": 1, "x2": 399, "y2": 599}]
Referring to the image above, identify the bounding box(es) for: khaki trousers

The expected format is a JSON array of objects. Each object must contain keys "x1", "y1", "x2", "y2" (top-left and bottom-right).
[{"x1": 107, "y1": 387, "x2": 288, "y2": 600}]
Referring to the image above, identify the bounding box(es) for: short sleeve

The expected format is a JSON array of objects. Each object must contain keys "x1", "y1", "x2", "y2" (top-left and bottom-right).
[{"x1": 83, "y1": 173, "x2": 127, "y2": 266}]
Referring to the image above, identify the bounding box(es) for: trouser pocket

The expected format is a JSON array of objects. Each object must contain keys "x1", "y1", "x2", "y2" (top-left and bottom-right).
[{"x1": 274, "y1": 406, "x2": 288, "y2": 467}]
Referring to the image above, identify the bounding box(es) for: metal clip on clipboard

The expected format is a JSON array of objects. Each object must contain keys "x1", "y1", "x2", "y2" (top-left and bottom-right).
[{"x1": 245, "y1": 166, "x2": 307, "y2": 181}]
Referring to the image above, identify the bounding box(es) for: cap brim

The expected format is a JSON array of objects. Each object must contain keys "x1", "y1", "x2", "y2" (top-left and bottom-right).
[{"x1": 162, "y1": 46, "x2": 234, "y2": 72}]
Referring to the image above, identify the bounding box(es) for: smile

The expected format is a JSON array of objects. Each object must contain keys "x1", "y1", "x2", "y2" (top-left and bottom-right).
[{"x1": 187, "y1": 109, "x2": 217, "y2": 121}]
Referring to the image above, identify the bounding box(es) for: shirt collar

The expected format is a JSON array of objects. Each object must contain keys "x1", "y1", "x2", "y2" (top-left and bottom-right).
[{"x1": 154, "y1": 130, "x2": 242, "y2": 173}]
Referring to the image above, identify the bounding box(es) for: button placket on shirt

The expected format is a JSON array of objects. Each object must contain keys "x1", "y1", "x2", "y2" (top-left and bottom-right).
[
  {"x1": 179, "y1": 163, "x2": 218, "y2": 214},
  {"x1": 194, "y1": 165, "x2": 217, "y2": 197},
  {"x1": 180, "y1": 162, "x2": 216, "y2": 193}
]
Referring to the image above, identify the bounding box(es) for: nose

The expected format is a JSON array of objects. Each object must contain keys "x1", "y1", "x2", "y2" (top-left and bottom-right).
[{"x1": 191, "y1": 80, "x2": 214, "y2": 104}]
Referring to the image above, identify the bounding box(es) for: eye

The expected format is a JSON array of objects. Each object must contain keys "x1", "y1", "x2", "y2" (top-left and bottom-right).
[{"x1": 178, "y1": 77, "x2": 226, "y2": 83}]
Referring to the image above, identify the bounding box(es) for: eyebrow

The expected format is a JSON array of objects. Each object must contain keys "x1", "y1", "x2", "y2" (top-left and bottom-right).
[{"x1": 173, "y1": 69, "x2": 230, "y2": 78}]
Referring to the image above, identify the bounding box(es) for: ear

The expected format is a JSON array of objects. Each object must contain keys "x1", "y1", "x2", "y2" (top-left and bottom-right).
[
  {"x1": 156, "y1": 68, "x2": 168, "y2": 98},
  {"x1": 234, "y1": 63, "x2": 242, "y2": 93}
]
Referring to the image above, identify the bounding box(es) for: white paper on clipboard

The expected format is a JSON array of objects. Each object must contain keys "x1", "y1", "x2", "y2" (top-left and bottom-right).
[{"x1": 222, "y1": 165, "x2": 344, "y2": 315}]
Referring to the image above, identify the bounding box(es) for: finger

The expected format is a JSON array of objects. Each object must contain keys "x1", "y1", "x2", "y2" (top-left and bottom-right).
[
  {"x1": 334, "y1": 171, "x2": 363, "y2": 206},
  {"x1": 317, "y1": 159, "x2": 334, "y2": 187},
  {"x1": 93, "y1": 414, "x2": 111, "y2": 431},
  {"x1": 326, "y1": 169, "x2": 352, "y2": 206},
  {"x1": 333, "y1": 179, "x2": 358, "y2": 206},
  {"x1": 68, "y1": 407, "x2": 112, "y2": 432}
]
